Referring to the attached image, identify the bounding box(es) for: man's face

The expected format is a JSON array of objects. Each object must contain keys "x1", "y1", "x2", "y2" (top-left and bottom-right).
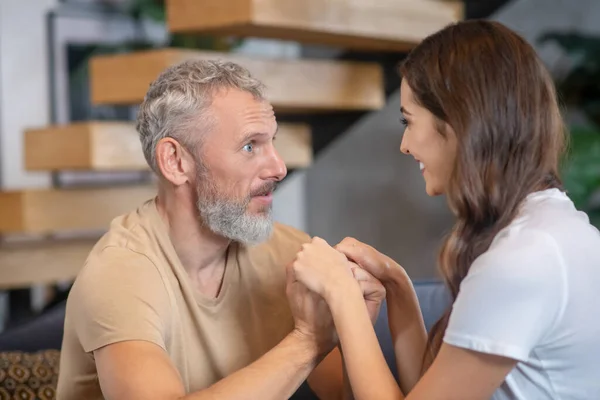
[{"x1": 192, "y1": 88, "x2": 287, "y2": 245}]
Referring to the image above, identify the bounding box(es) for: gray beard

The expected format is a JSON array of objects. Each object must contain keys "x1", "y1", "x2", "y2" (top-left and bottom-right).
[{"x1": 195, "y1": 172, "x2": 274, "y2": 246}]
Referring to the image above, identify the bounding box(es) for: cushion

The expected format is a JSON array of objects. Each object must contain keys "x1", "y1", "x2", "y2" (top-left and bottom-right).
[
  {"x1": 0, "y1": 302, "x2": 66, "y2": 352},
  {"x1": 0, "y1": 350, "x2": 60, "y2": 400}
]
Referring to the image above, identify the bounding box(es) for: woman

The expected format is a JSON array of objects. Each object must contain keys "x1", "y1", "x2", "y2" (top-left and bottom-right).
[{"x1": 291, "y1": 20, "x2": 600, "y2": 399}]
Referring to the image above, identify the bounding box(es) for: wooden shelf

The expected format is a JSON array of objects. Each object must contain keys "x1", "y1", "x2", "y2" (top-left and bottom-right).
[
  {"x1": 165, "y1": 0, "x2": 463, "y2": 52},
  {"x1": 24, "y1": 122, "x2": 147, "y2": 171},
  {"x1": 24, "y1": 121, "x2": 312, "y2": 171},
  {"x1": 0, "y1": 239, "x2": 96, "y2": 290},
  {"x1": 275, "y1": 124, "x2": 312, "y2": 168},
  {"x1": 0, "y1": 185, "x2": 156, "y2": 234},
  {"x1": 90, "y1": 49, "x2": 385, "y2": 112}
]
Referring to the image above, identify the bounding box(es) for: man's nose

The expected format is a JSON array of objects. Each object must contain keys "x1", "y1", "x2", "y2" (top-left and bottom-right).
[{"x1": 264, "y1": 146, "x2": 287, "y2": 182}]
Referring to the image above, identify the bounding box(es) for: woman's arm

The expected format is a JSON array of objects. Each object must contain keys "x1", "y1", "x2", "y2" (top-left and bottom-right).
[
  {"x1": 292, "y1": 237, "x2": 519, "y2": 400},
  {"x1": 385, "y1": 274, "x2": 428, "y2": 393},
  {"x1": 409, "y1": 343, "x2": 517, "y2": 400},
  {"x1": 291, "y1": 237, "x2": 405, "y2": 400},
  {"x1": 335, "y1": 238, "x2": 427, "y2": 393},
  {"x1": 313, "y1": 271, "x2": 516, "y2": 400},
  {"x1": 327, "y1": 286, "x2": 516, "y2": 400},
  {"x1": 326, "y1": 282, "x2": 405, "y2": 400}
]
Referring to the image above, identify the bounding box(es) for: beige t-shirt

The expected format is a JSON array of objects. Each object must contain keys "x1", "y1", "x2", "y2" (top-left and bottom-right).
[{"x1": 56, "y1": 198, "x2": 309, "y2": 399}]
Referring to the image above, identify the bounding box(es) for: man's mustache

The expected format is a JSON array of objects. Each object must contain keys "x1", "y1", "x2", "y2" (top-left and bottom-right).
[{"x1": 250, "y1": 181, "x2": 278, "y2": 197}]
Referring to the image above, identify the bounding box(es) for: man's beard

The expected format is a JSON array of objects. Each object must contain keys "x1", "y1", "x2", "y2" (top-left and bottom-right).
[{"x1": 195, "y1": 166, "x2": 276, "y2": 246}]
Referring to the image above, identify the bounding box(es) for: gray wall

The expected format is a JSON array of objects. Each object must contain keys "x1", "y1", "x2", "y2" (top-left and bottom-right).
[
  {"x1": 306, "y1": 92, "x2": 454, "y2": 280},
  {"x1": 303, "y1": 0, "x2": 600, "y2": 280}
]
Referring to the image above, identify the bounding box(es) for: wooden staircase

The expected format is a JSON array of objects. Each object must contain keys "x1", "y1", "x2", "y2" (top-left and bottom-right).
[
  {"x1": 24, "y1": 121, "x2": 313, "y2": 171},
  {"x1": 165, "y1": 0, "x2": 463, "y2": 51},
  {"x1": 89, "y1": 49, "x2": 385, "y2": 112},
  {"x1": 0, "y1": 0, "x2": 461, "y2": 290}
]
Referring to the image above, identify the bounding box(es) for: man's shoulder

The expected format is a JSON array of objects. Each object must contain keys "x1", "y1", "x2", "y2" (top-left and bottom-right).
[
  {"x1": 73, "y1": 243, "x2": 164, "y2": 300},
  {"x1": 83, "y1": 199, "x2": 163, "y2": 271},
  {"x1": 74, "y1": 202, "x2": 168, "y2": 295},
  {"x1": 66, "y1": 241, "x2": 171, "y2": 337}
]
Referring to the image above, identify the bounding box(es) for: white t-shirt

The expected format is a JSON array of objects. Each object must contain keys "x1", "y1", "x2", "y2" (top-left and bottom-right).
[{"x1": 444, "y1": 188, "x2": 600, "y2": 399}]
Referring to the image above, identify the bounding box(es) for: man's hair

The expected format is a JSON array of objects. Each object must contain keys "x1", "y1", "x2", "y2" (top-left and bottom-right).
[{"x1": 136, "y1": 58, "x2": 266, "y2": 173}]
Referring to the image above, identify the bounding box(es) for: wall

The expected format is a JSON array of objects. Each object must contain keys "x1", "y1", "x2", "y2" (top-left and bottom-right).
[
  {"x1": 304, "y1": 0, "x2": 600, "y2": 280},
  {"x1": 305, "y1": 91, "x2": 454, "y2": 280},
  {"x1": 0, "y1": 0, "x2": 57, "y2": 189}
]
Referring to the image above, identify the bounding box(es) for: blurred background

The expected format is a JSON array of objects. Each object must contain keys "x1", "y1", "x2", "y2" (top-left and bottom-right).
[{"x1": 0, "y1": 0, "x2": 598, "y2": 367}]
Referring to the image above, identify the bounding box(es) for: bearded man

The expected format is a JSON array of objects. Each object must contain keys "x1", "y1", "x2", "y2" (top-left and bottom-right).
[{"x1": 56, "y1": 59, "x2": 385, "y2": 400}]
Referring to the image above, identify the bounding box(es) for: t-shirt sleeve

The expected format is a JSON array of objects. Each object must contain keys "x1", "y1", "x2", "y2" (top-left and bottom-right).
[
  {"x1": 443, "y1": 228, "x2": 567, "y2": 362},
  {"x1": 67, "y1": 246, "x2": 171, "y2": 353}
]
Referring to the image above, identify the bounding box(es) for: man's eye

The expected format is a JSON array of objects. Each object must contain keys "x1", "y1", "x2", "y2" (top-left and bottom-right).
[{"x1": 243, "y1": 143, "x2": 254, "y2": 153}]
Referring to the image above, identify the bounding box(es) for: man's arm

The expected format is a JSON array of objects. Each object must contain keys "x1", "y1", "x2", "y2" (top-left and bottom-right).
[
  {"x1": 307, "y1": 348, "x2": 350, "y2": 400},
  {"x1": 95, "y1": 330, "x2": 321, "y2": 400},
  {"x1": 307, "y1": 347, "x2": 361, "y2": 400}
]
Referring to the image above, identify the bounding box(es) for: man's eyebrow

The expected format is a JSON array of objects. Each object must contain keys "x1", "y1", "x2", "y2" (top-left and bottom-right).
[{"x1": 238, "y1": 129, "x2": 276, "y2": 144}]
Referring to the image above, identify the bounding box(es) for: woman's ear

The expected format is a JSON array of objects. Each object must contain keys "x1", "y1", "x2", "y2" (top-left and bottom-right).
[{"x1": 155, "y1": 137, "x2": 194, "y2": 186}]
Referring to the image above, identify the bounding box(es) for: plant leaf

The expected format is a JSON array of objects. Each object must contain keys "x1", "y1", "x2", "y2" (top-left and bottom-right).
[
  {"x1": 561, "y1": 126, "x2": 600, "y2": 209},
  {"x1": 587, "y1": 208, "x2": 600, "y2": 230}
]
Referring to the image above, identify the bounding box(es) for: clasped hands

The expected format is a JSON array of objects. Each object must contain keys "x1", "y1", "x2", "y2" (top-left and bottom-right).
[{"x1": 286, "y1": 237, "x2": 396, "y2": 355}]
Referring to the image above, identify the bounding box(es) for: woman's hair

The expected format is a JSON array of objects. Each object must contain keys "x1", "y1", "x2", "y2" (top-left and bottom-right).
[{"x1": 398, "y1": 20, "x2": 568, "y2": 371}]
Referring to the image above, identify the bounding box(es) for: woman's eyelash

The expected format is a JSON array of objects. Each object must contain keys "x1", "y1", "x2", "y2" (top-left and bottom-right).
[{"x1": 400, "y1": 117, "x2": 408, "y2": 126}]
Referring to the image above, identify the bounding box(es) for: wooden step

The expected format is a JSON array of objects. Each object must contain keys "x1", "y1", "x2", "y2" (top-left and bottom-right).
[
  {"x1": 0, "y1": 185, "x2": 156, "y2": 235},
  {"x1": 0, "y1": 239, "x2": 95, "y2": 289},
  {"x1": 89, "y1": 49, "x2": 385, "y2": 112},
  {"x1": 274, "y1": 124, "x2": 312, "y2": 168},
  {"x1": 24, "y1": 121, "x2": 312, "y2": 171},
  {"x1": 165, "y1": 0, "x2": 463, "y2": 52},
  {"x1": 24, "y1": 122, "x2": 147, "y2": 171}
]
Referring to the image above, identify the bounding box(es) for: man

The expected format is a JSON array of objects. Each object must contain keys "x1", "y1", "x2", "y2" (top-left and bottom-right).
[{"x1": 56, "y1": 59, "x2": 385, "y2": 399}]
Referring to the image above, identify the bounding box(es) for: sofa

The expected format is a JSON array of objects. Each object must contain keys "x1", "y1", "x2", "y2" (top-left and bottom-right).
[{"x1": 0, "y1": 280, "x2": 450, "y2": 399}]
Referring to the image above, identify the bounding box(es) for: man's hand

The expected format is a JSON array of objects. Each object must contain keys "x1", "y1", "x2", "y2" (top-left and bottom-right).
[
  {"x1": 350, "y1": 262, "x2": 386, "y2": 325},
  {"x1": 286, "y1": 262, "x2": 338, "y2": 358}
]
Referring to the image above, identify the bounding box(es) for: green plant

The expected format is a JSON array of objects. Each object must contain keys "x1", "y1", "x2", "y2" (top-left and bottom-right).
[
  {"x1": 561, "y1": 126, "x2": 600, "y2": 227},
  {"x1": 538, "y1": 32, "x2": 600, "y2": 126},
  {"x1": 538, "y1": 32, "x2": 600, "y2": 227}
]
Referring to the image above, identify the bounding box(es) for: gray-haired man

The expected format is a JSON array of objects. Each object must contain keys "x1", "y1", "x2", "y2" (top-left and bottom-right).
[{"x1": 56, "y1": 59, "x2": 384, "y2": 399}]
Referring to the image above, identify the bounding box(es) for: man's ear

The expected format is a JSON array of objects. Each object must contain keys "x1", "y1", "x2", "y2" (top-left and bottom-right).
[{"x1": 155, "y1": 137, "x2": 194, "y2": 186}]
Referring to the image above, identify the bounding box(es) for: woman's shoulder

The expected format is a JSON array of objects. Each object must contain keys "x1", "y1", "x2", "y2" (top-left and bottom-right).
[
  {"x1": 488, "y1": 189, "x2": 600, "y2": 257},
  {"x1": 474, "y1": 225, "x2": 562, "y2": 282}
]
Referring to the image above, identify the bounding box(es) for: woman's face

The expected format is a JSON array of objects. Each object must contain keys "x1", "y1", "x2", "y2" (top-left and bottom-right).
[{"x1": 399, "y1": 79, "x2": 457, "y2": 196}]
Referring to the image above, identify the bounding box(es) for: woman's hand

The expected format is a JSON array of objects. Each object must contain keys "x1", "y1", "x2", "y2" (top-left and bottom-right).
[
  {"x1": 292, "y1": 237, "x2": 359, "y2": 302},
  {"x1": 335, "y1": 237, "x2": 409, "y2": 286},
  {"x1": 351, "y1": 264, "x2": 386, "y2": 325}
]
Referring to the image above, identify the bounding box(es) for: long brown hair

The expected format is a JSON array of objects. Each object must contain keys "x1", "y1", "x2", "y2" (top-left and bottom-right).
[{"x1": 398, "y1": 20, "x2": 568, "y2": 371}]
